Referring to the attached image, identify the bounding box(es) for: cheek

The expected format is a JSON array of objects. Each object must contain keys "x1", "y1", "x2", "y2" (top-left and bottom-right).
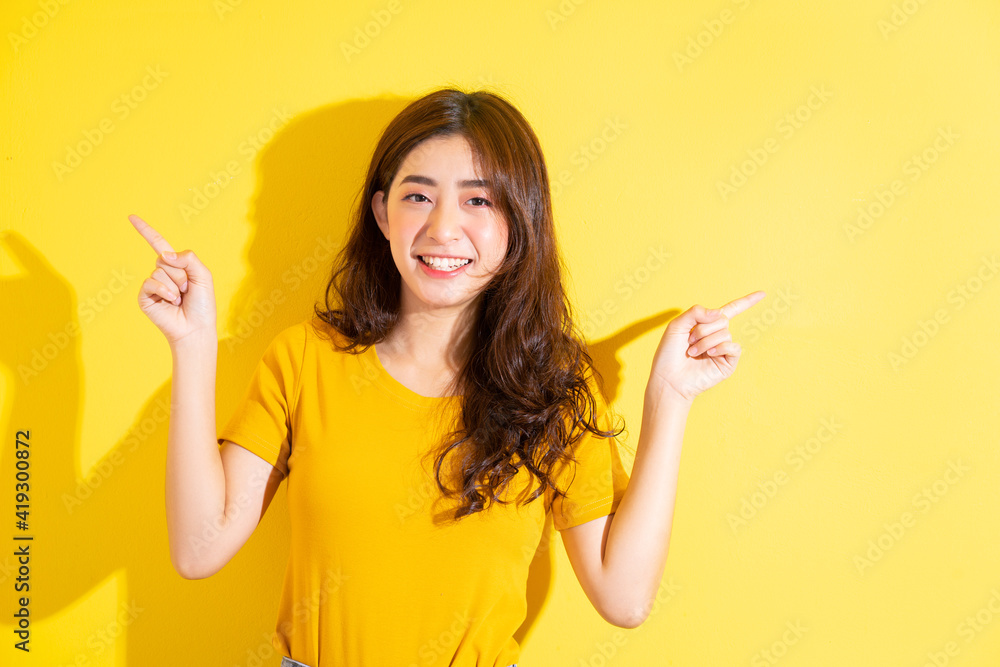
[
  {"x1": 480, "y1": 233, "x2": 508, "y2": 269},
  {"x1": 493, "y1": 224, "x2": 510, "y2": 259},
  {"x1": 386, "y1": 207, "x2": 418, "y2": 243}
]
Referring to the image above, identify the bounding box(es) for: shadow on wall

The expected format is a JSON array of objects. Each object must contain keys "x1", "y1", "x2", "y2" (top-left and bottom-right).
[{"x1": 0, "y1": 93, "x2": 678, "y2": 665}]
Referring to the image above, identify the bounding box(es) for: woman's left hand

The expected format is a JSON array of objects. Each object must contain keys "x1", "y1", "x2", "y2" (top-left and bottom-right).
[{"x1": 649, "y1": 290, "x2": 767, "y2": 403}]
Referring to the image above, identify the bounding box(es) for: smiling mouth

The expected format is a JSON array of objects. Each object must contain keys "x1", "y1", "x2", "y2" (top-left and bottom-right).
[{"x1": 418, "y1": 256, "x2": 473, "y2": 270}]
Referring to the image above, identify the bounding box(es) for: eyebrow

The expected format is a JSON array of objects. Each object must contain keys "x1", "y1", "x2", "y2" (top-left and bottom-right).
[{"x1": 399, "y1": 174, "x2": 490, "y2": 189}]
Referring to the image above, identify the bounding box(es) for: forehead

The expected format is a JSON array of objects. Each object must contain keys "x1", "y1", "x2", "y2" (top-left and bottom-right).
[{"x1": 397, "y1": 134, "x2": 479, "y2": 175}]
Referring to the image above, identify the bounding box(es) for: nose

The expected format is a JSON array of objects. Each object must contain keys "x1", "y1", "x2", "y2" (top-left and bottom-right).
[{"x1": 425, "y1": 199, "x2": 461, "y2": 244}]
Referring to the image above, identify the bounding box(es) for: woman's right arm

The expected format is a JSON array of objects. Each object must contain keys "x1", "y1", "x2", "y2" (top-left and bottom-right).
[
  {"x1": 167, "y1": 335, "x2": 284, "y2": 580},
  {"x1": 130, "y1": 214, "x2": 282, "y2": 579}
]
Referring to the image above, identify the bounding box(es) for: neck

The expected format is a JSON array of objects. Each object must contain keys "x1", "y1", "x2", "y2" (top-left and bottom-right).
[{"x1": 380, "y1": 296, "x2": 482, "y2": 378}]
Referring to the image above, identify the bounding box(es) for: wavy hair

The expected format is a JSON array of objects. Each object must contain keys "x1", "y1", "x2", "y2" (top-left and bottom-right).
[{"x1": 314, "y1": 87, "x2": 623, "y2": 522}]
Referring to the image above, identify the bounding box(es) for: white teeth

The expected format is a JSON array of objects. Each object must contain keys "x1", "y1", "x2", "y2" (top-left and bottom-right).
[{"x1": 421, "y1": 256, "x2": 471, "y2": 270}]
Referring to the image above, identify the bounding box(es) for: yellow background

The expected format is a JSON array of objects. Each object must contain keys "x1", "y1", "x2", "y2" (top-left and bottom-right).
[{"x1": 2, "y1": 0, "x2": 999, "y2": 665}]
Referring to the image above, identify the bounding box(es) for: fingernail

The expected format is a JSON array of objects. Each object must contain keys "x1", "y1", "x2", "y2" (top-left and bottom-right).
[
  {"x1": 163, "y1": 251, "x2": 176, "y2": 260},
  {"x1": 180, "y1": 281, "x2": 188, "y2": 293}
]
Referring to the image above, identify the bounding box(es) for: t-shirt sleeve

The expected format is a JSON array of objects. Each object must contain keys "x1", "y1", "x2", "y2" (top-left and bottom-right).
[
  {"x1": 546, "y1": 384, "x2": 631, "y2": 531},
  {"x1": 217, "y1": 322, "x2": 306, "y2": 477}
]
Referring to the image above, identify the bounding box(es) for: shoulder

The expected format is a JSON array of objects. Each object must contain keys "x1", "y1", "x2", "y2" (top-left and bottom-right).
[
  {"x1": 263, "y1": 316, "x2": 366, "y2": 366},
  {"x1": 256, "y1": 318, "x2": 326, "y2": 370},
  {"x1": 266, "y1": 316, "x2": 345, "y2": 348},
  {"x1": 303, "y1": 315, "x2": 357, "y2": 351},
  {"x1": 263, "y1": 318, "x2": 312, "y2": 352}
]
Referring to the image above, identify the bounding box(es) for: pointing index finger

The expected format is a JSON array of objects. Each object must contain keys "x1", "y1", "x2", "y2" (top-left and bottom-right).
[
  {"x1": 129, "y1": 214, "x2": 176, "y2": 256},
  {"x1": 719, "y1": 290, "x2": 767, "y2": 318}
]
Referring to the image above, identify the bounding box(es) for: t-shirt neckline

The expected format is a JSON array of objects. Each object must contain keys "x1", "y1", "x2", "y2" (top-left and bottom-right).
[{"x1": 360, "y1": 342, "x2": 462, "y2": 409}]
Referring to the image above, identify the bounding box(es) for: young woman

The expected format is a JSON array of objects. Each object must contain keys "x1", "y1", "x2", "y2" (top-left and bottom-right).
[{"x1": 132, "y1": 87, "x2": 764, "y2": 666}]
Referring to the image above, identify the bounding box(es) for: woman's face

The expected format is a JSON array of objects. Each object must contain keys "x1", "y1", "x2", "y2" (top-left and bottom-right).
[{"x1": 372, "y1": 133, "x2": 509, "y2": 318}]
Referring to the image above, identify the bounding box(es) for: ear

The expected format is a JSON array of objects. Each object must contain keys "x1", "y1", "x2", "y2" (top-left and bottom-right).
[{"x1": 372, "y1": 190, "x2": 389, "y2": 240}]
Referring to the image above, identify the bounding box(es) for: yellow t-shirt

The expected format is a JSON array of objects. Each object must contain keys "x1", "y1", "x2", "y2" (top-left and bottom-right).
[{"x1": 217, "y1": 317, "x2": 630, "y2": 666}]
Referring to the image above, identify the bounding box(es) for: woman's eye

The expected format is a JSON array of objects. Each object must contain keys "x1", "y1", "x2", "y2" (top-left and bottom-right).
[{"x1": 402, "y1": 193, "x2": 490, "y2": 206}]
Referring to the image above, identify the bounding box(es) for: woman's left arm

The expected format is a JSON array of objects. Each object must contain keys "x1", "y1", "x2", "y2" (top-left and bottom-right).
[{"x1": 561, "y1": 291, "x2": 766, "y2": 628}]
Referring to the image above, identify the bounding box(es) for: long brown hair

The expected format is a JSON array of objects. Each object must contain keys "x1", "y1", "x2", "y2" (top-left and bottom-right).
[{"x1": 315, "y1": 87, "x2": 623, "y2": 522}]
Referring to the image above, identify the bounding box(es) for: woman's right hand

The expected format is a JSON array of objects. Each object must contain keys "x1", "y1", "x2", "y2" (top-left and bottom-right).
[{"x1": 130, "y1": 214, "x2": 217, "y2": 345}]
